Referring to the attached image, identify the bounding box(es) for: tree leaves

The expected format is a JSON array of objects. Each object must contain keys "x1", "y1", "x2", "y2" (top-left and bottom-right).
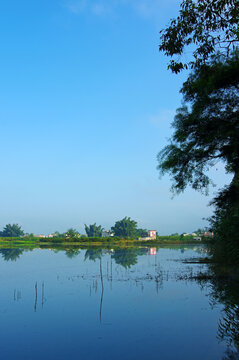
[
  {"x1": 159, "y1": 0, "x2": 239, "y2": 72},
  {"x1": 0, "y1": 224, "x2": 24, "y2": 237},
  {"x1": 111, "y1": 217, "x2": 138, "y2": 238},
  {"x1": 84, "y1": 223, "x2": 104, "y2": 237},
  {"x1": 157, "y1": 52, "x2": 239, "y2": 194}
]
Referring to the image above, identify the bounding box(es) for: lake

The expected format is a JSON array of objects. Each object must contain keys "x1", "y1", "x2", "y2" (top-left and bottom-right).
[{"x1": 0, "y1": 245, "x2": 237, "y2": 359}]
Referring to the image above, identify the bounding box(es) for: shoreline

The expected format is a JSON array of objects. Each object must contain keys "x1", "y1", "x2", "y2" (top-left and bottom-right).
[{"x1": 0, "y1": 237, "x2": 210, "y2": 249}]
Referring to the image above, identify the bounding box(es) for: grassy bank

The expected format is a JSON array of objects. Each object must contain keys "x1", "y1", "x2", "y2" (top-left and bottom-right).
[{"x1": 0, "y1": 235, "x2": 210, "y2": 248}]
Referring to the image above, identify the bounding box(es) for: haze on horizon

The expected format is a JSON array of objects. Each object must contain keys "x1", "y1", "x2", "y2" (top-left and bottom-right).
[{"x1": 0, "y1": 0, "x2": 231, "y2": 235}]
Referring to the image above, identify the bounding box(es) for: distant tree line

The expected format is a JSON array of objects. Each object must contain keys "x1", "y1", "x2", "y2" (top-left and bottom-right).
[
  {"x1": 0, "y1": 220, "x2": 208, "y2": 241},
  {"x1": 0, "y1": 219, "x2": 209, "y2": 241},
  {"x1": 0, "y1": 217, "x2": 149, "y2": 240}
]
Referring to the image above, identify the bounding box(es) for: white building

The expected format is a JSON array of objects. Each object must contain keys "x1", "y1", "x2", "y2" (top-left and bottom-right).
[
  {"x1": 102, "y1": 230, "x2": 114, "y2": 237},
  {"x1": 148, "y1": 230, "x2": 157, "y2": 239}
]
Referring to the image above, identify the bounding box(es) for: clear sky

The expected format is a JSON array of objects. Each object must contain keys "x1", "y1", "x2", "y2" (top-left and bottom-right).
[{"x1": 0, "y1": 0, "x2": 231, "y2": 235}]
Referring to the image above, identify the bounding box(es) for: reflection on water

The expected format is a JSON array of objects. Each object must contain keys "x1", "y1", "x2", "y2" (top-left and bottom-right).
[
  {"x1": 0, "y1": 248, "x2": 25, "y2": 261},
  {"x1": 0, "y1": 245, "x2": 238, "y2": 360},
  {"x1": 85, "y1": 248, "x2": 103, "y2": 262},
  {"x1": 33, "y1": 281, "x2": 46, "y2": 312},
  {"x1": 65, "y1": 249, "x2": 81, "y2": 259},
  {"x1": 219, "y1": 305, "x2": 239, "y2": 360},
  {"x1": 198, "y1": 265, "x2": 239, "y2": 360}
]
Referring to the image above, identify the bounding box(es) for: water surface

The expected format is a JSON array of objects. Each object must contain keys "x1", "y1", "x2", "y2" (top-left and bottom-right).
[{"x1": 0, "y1": 246, "x2": 237, "y2": 359}]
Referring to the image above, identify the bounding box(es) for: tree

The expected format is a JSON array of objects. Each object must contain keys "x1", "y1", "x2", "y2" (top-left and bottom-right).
[
  {"x1": 159, "y1": 0, "x2": 239, "y2": 73},
  {"x1": 111, "y1": 217, "x2": 138, "y2": 238},
  {"x1": 158, "y1": 52, "x2": 239, "y2": 195},
  {"x1": 136, "y1": 228, "x2": 148, "y2": 238},
  {"x1": 53, "y1": 231, "x2": 65, "y2": 238},
  {"x1": 65, "y1": 228, "x2": 80, "y2": 238},
  {"x1": 158, "y1": 0, "x2": 239, "y2": 193},
  {"x1": 158, "y1": 0, "x2": 239, "y2": 264},
  {"x1": 25, "y1": 233, "x2": 35, "y2": 239},
  {"x1": 84, "y1": 223, "x2": 103, "y2": 237},
  {"x1": 0, "y1": 224, "x2": 24, "y2": 237},
  {"x1": 158, "y1": 52, "x2": 239, "y2": 263}
]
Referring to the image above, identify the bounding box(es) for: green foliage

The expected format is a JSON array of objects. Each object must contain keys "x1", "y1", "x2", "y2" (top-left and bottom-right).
[
  {"x1": 53, "y1": 231, "x2": 65, "y2": 238},
  {"x1": 111, "y1": 217, "x2": 138, "y2": 238},
  {"x1": 158, "y1": 53, "x2": 239, "y2": 264},
  {"x1": 0, "y1": 224, "x2": 24, "y2": 237},
  {"x1": 209, "y1": 189, "x2": 239, "y2": 265},
  {"x1": 136, "y1": 228, "x2": 148, "y2": 238},
  {"x1": 158, "y1": 0, "x2": 239, "y2": 265},
  {"x1": 159, "y1": 0, "x2": 239, "y2": 73},
  {"x1": 65, "y1": 228, "x2": 80, "y2": 238},
  {"x1": 84, "y1": 223, "x2": 103, "y2": 237},
  {"x1": 24, "y1": 233, "x2": 35, "y2": 239},
  {"x1": 157, "y1": 235, "x2": 196, "y2": 242},
  {"x1": 158, "y1": 52, "x2": 239, "y2": 195}
]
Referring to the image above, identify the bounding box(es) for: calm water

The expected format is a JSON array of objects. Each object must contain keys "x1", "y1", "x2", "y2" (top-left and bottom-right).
[{"x1": 0, "y1": 246, "x2": 237, "y2": 360}]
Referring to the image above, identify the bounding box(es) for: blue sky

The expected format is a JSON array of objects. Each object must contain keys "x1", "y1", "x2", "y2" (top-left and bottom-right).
[{"x1": 0, "y1": 0, "x2": 231, "y2": 235}]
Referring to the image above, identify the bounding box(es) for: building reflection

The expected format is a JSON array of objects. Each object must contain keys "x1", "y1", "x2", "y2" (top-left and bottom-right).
[{"x1": 150, "y1": 248, "x2": 157, "y2": 255}]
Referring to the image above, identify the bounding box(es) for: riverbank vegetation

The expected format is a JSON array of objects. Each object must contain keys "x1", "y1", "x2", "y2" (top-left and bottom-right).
[
  {"x1": 0, "y1": 219, "x2": 210, "y2": 246},
  {"x1": 0, "y1": 234, "x2": 210, "y2": 247}
]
